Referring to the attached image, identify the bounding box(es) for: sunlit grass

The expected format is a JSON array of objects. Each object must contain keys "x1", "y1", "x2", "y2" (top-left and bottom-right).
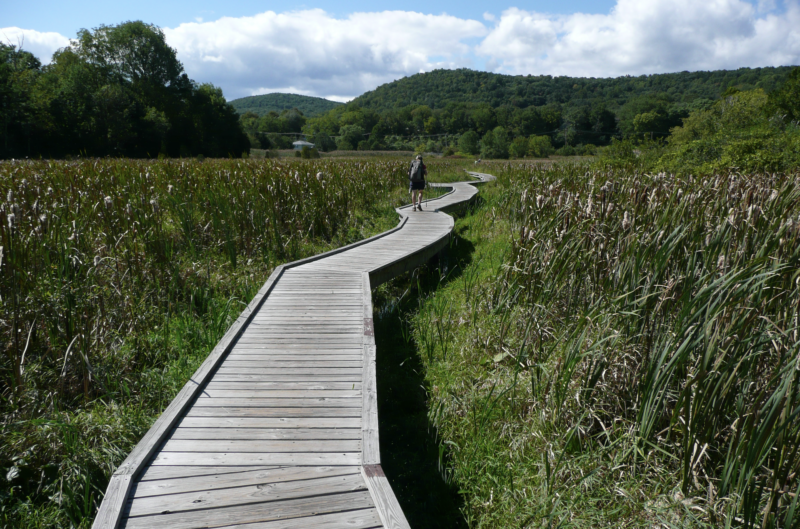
[
  {"x1": 0, "y1": 156, "x2": 443, "y2": 527},
  {"x1": 409, "y1": 162, "x2": 800, "y2": 527}
]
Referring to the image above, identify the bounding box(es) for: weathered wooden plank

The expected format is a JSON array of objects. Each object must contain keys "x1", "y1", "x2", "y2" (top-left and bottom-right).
[
  {"x1": 162, "y1": 439, "x2": 360, "y2": 453},
  {"x1": 221, "y1": 361, "x2": 363, "y2": 369},
  {"x1": 177, "y1": 417, "x2": 361, "y2": 429},
  {"x1": 204, "y1": 382, "x2": 362, "y2": 390},
  {"x1": 215, "y1": 368, "x2": 362, "y2": 376},
  {"x1": 211, "y1": 374, "x2": 361, "y2": 382},
  {"x1": 185, "y1": 407, "x2": 361, "y2": 418},
  {"x1": 231, "y1": 343, "x2": 360, "y2": 355},
  {"x1": 209, "y1": 508, "x2": 382, "y2": 529},
  {"x1": 361, "y1": 465, "x2": 410, "y2": 529},
  {"x1": 138, "y1": 465, "x2": 280, "y2": 482},
  {"x1": 121, "y1": 490, "x2": 376, "y2": 529},
  {"x1": 170, "y1": 428, "x2": 361, "y2": 441},
  {"x1": 230, "y1": 347, "x2": 363, "y2": 353},
  {"x1": 197, "y1": 389, "x2": 361, "y2": 398},
  {"x1": 193, "y1": 396, "x2": 362, "y2": 405},
  {"x1": 150, "y1": 452, "x2": 360, "y2": 467},
  {"x1": 362, "y1": 273, "x2": 380, "y2": 466},
  {"x1": 223, "y1": 355, "x2": 364, "y2": 362},
  {"x1": 127, "y1": 473, "x2": 367, "y2": 517},
  {"x1": 133, "y1": 466, "x2": 360, "y2": 497}
]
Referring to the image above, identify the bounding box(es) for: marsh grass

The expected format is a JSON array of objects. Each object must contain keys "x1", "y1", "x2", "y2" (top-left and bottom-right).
[
  {"x1": 0, "y1": 156, "x2": 429, "y2": 527},
  {"x1": 409, "y1": 163, "x2": 800, "y2": 527}
]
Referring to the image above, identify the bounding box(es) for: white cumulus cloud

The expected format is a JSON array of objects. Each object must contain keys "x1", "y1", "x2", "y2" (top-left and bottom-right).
[
  {"x1": 0, "y1": 27, "x2": 70, "y2": 63},
  {"x1": 163, "y1": 9, "x2": 487, "y2": 101},
  {"x1": 477, "y1": 0, "x2": 800, "y2": 77}
]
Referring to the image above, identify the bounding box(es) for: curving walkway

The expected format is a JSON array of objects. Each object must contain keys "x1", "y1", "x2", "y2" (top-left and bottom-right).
[{"x1": 93, "y1": 172, "x2": 494, "y2": 529}]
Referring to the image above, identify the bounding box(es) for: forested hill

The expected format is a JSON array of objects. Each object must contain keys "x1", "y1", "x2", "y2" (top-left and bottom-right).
[
  {"x1": 229, "y1": 93, "x2": 343, "y2": 117},
  {"x1": 351, "y1": 67, "x2": 795, "y2": 110}
]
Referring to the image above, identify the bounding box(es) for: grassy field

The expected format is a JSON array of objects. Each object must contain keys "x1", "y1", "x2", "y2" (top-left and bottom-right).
[
  {"x1": 0, "y1": 157, "x2": 472, "y2": 528},
  {"x1": 5, "y1": 154, "x2": 795, "y2": 528},
  {"x1": 386, "y1": 162, "x2": 800, "y2": 527}
]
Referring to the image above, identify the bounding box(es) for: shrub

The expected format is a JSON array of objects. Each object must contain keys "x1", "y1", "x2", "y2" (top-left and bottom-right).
[
  {"x1": 555, "y1": 144, "x2": 576, "y2": 156},
  {"x1": 508, "y1": 137, "x2": 529, "y2": 158},
  {"x1": 300, "y1": 146, "x2": 320, "y2": 159},
  {"x1": 527, "y1": 135, "x2": 554, "y2": 158}
]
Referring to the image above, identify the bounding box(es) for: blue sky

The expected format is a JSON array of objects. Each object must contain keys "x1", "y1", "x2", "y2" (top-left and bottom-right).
[
  {"x1": 2, "y1": 1, "x2": 618, "y2": 35},
  {"x1": 3, "y1": 1, "x2": 798, "y2": 101}
]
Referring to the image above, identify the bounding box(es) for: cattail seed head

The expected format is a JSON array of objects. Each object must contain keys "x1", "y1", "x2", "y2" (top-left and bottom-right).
[
  {"x1": 6, "y1": 190, "x2": 12, "y2": 202},
  {"x1": 622, "y1": 211, "x2": 631, "y2": 230},
  {"x1": 167, "y1": 185, "x2": 174, "y2": 194},
  {"x1": 536, "y1": 195, "x2": 544, "y2": 209},
  {"x1": 7, "y1": 213, "x2": 15, "y2": 228},
  {"x1": 104, "y1": 196, "x2": 112, "y2": 208},
  {"x1": 770, "y1": 189, "x2": 779, "y2": 201},
  {"x1": 607, "y1": 202, "x2": 615, "y2": 215}
]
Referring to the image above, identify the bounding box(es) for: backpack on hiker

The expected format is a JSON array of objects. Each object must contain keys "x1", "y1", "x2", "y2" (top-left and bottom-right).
[{"x1": 409, "y1": 160, "x2": 425, "y2": 182}]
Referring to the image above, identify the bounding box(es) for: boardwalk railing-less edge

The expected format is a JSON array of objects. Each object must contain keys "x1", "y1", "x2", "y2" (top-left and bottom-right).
[{"x1": 92, "y1": 172, "x2": 494, "y2": 529}]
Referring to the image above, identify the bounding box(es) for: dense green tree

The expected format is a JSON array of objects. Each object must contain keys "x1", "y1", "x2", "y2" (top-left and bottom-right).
[
  {"x1": 528, "y1": 135, "x2": 554, "y2": 158},
  {"x1": 0, "y1": 21, "x2": 248, "y2": 159},
  {"x1": 767, "y1": 67, "x2": 800, "y2": 122},
  {"x1": 336, "y1": 124, "x2": 364, "y2": 150},
  {"x1": 508, "y1": 136, "x2": 528, "y2": 158},
  {"x1": 481, "y1": 126, "x2": 509, "y2": 159},
  {"x1": 310, "y1": 131, "x2": 336, "y2": 152},
  {"x1": 0, "y1": 44, "x2": 47, "y2": 157},
  {"x1": 459, "y1": 130, "x2": 479, "y2": 154},
  {"x1": 288, "y1": 66, "x2": 797, "y2": 156},
  {"x1": 228, "y1": 93, "x2": 342, "y2": 117}
]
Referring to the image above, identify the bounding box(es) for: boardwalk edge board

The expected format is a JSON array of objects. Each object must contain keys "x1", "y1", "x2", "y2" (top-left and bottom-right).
[{"x1": 93, "y1": 171, "x2": 493, "y2": 529}]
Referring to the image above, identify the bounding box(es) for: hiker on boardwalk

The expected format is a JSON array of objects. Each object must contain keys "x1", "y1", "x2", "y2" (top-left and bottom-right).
[{"x1": 408, "y1": 155, "x2": 427, "y2": 211}]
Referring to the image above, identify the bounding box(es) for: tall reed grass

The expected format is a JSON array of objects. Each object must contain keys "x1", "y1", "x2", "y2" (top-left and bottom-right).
[
  {"x1": 0, "y1": 157, "x2": 414, "y2": 527},
  {"x1": 413, "y1": 163, "x2": 800, "y2": 527}
]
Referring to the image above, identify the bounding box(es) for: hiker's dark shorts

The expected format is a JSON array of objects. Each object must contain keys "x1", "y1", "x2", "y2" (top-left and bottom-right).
[{"x1": 410, "y1": 180, "x2": 425, "y2": 191}]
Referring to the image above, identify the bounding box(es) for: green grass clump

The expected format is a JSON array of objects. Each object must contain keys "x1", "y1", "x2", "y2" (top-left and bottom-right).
[
  {"x1": 407, "y1": 162, "x2": 800, "y2": 527},
  {"x1": 0, "y1": 157, "x2": 419, "y2": 527}
]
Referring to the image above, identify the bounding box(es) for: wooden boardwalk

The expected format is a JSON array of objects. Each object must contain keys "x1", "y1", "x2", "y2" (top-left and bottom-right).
[{"x1": 93, "y1": 172, "x2": 494, "y2": 529}]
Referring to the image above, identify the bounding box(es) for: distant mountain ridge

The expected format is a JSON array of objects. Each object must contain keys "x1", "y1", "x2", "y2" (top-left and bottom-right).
[
  {"x1": 229, "y1": 93, "x2": 343, "y2": 117},
  {"x1": 349, "y1": 67, "x2": 796, "y2": 111}
]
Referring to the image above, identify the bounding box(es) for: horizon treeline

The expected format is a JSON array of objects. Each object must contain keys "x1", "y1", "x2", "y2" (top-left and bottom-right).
[
  {"x1": 0, "y1": 21, "x2": 249, "y2": 159},
  {"x1": 239, "y1": 65, "x2": 796, "y2": 156}
]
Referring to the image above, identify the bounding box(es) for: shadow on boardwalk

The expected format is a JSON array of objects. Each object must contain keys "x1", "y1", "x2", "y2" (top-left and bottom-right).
[{"x1": 373, "y1": 226, "x2": 478, "y2": 529}]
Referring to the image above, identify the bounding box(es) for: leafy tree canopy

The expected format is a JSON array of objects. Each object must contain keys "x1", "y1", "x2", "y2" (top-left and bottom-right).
[
  {"x1": 228, "y1": 93, "x2": 343, "y2": 117},
  {"x1": 0, "y1": 22, "x2": 248, "y2": 159}
]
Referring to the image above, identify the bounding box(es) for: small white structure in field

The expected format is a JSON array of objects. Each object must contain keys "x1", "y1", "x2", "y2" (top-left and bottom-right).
[{"x1": 293, "y1": 140, "x2": 315, "y2": 150}]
